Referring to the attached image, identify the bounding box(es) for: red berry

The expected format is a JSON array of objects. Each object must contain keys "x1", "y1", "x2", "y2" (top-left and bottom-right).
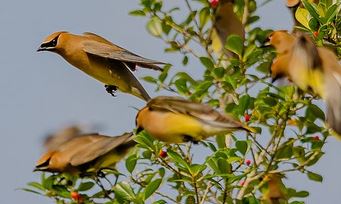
[
  {"x1": 239, "y1": 180, "x2": 245, "y2": 186},
  {"x1": 159, "y1": 150, "x2": 168, "y2": 158},
  {"x1": 71, "y1": 191, "x2": 82, "y2": 201},
  {"x1": 245, "y1": 159, "x2": 251, "y2": 166},
  {"x1": 313, "y1": 31, "x2": 319, "y2": 38},
  {"x1": 209, "y1": 0, "x2": 219, "y2": 8},
  {"x1": 312, "y1": 136, "x2": 320, "y2": 141},
  {"x1": 244, "y1": 114, "x2": 251, "y2": 122}
]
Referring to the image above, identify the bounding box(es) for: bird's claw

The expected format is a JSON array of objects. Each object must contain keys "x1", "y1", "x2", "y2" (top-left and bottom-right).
[{"x1": 105, "y1": 85, "x2": 117, "y2": 97}]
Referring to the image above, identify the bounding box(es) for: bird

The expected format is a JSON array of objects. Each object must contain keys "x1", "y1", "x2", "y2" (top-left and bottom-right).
[
  {"x1": 211, "y1": 0, "x2": 245, "y2": 56},
  {"x1": 35, "y1": 132, "x2": 136, "y2": 175},
  {"x1": 37, "y1": 31, "x2": 165, "y2": 101},
  {"x1": 270, "y1": 31, "x2": 341, "y2": 135},
  {"x1": 260, "y1": 173, "x2": 288, "y2": 204},
  {"x1": 135, "y1": 96, "x2": 254, "y2": 144}
]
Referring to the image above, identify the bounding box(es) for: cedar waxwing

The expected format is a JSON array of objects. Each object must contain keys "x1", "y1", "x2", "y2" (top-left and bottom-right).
[
  {"x1": 270, "y1": 31, "x2": 341, "y2": 135},
  {"x1": 35, "y1": 132, "x2": 136, "y2": 175},
  {"x1": 260, "y1": 173, "x2": 288, "y2": 204},
  {"x1": 135, "y1": 96, "x2": 254, "y2": 144},
  {"x1": 211, "y1": 0, "x2": 245, "y2": 55},
  {"x1": 37, "y1": 31, "x2": 165, "y2": 101}
]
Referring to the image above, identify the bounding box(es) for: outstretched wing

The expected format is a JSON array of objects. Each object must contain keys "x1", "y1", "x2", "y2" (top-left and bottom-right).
[
  {"x1": 70, "y1": 133, "x2": 134, "y2": 166},
  {"x1": 82, "y1": 40, "x2": 164, "y2": 71}
]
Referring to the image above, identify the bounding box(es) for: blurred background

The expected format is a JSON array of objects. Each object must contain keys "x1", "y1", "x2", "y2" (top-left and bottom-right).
[{"x1": 0, "y1": 0, "x2": 340, "y2": 203}]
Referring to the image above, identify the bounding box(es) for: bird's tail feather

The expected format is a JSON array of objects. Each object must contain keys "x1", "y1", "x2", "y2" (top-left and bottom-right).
[{"x1": 325, "y1": 73, "x2": 341, "y2": 137}]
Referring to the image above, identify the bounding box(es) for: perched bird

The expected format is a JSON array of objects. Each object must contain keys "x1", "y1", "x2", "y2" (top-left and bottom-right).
[
  {"x1": 270, "y1": 31, "x2": 341, "y2": 135},
  {"x1": 37, "y1": 31, "x2": 165, "y2": 101},
  {"x1": 135, "y1": 96, "x2": 254, "y2": 143},
  {"x1": 211, "y1": 0, "x2": 244, "y2": 56},
  {"x1": 260, "y1": 173, "x2": 288, "y2": 204},
  {"x1": 35, "y1": 132, "x2": 136, "y2": 175}
]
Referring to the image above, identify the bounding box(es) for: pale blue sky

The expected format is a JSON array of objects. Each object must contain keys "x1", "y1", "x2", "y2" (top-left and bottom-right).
[{"x1": 0, "y1": 0, "x2": 340, "y2": 203}]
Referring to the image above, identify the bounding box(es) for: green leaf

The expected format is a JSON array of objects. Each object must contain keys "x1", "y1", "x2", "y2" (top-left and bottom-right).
[
  {"x1": 144, "y1": 179, "x2": 162, "y2": 200},
  {"x1": 126, "y1": 154, "x2": 138, "y2": 173},
  {"x1": 199, "y1": 57, "x2": 215, "y2": 70},
  {"x1": 167, "y1": 149, "x2": 189, "y2": 169},
  {"x1": 234, "y1": 95, "x2": 251, "y2": 116},
  {"x1": 302, "y1": 0, "x2": 321, "y2": 22},
  {"x1": 217, "y1": 158, "x2": 230, "y2": 173},
  {"x1": 307, "y1": 103, "x2": 326, "y2": 121},
  {"x1": 295, "y1": 7, "x2": 310, "y2": 29},
  {"x1": 158, "y1": 64, "x2": 171, "y2": 83},
  {"x1": 153, "y1": 200, "x2": 167, "y2": 204},
  {"x1": 225, "y1": 35, "x2": 244, "y2": 57},
  {"x1": 199, "y1": 7, "x2": 210, "y2": 29},
  {"x1": 129, "y1": 10, "x2": 146, "y2": 16},
  {"x1": 295, "y1": 190, "x2": 310, "y2": 198},
  {"x1": 307, "y1": 171, "x2": 323, "y2": 182},
  {"x1": 182, "y1": 55, "x2": 189, "y2": 65},
  {"x1": 78, "y1": 181, "x2": 95, "y2": 192},
  {"x1": 53, "y1": 185, "x2": 70, "y2": 198},
  {"x1": 143, "y1": 76, "x2": 158, "y2": 84},
  {"x1": 325, "y1": 4, "x2": 338, "y2": 23},
  {"x1": 275, "y1": 145, "x2": 293, "y2": 160},
  {"x1": 21, "y1": 188, "x2": 43, "y2": 195},
  {"x1": 42, "y1": 175, "x2": 55, "y2": 190},
  {"x1": 27, "y1": 182, "x2": 45, "y2": 191},
  {"x1": 235, "y1": 140, "x2": 248, "y2": 155},
  {"x1": 189, "y1": 164, "x2": 207, "y2": 176},
  {"x1": 147, "y1": 17, "x2": 162, "y2": 37},
  {"x1": 113, "y1": 182, "x2": 136, "y2": 201},
  {"x1": 309, "y1": 18, "x2": 319, "y2": 31}
]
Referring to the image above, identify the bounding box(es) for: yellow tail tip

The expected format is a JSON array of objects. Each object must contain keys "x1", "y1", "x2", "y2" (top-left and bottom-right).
[{"x1": 243, "y1": 125, "x2": 257, "y2": 133}]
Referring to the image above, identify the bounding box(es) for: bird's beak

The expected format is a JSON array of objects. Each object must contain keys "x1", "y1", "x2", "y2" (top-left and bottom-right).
[
  {"x1": 261, "y1": 38, "x2": 271, "y2": 48},
  {"x1": 271, "y1": 75, "x2": 280, "y2": 83},
  {"x1": 136, "y1": 127, "x2": 143, "y2": 134},
  {"x1": 37, "y1": 45, "x2": 54, "y2": 52},
  {"x1": 37, "y1": 45, "x2": 45, "y2": 52}
]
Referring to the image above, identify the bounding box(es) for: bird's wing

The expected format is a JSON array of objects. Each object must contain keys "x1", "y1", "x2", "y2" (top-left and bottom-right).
[
  {"x1": 147, "y1": 96, "x2": 245, "y2": 129},
  {"x1": 44, "y1": 126, "x2": 83, "y2": 151},
  {"x1": 83, "y1": 32, "x2": 115, "y2": 45},
  {"x1": 83, "y1": 40, "x2": 164, "y2": 71},
  {"x1": 320, "y1": 47, "x2": 341, "y2": 135},
  {"x1": 70, "y1": 133, "x2": 134, "y2": 166}
]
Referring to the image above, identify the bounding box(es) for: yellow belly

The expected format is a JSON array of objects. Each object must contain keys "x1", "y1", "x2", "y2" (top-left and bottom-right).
[{"x1": 143, "y1": 111, "x2": 224, "y2": 143}]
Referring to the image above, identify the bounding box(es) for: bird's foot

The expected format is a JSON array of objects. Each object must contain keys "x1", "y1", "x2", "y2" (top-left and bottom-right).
[{"x1": 105, "y1": 85, "x2": 117, "y2": 97}]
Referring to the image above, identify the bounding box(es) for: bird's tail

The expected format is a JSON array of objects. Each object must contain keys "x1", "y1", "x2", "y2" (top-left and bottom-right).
[
  {"x1": 132, "y1": 85, "x2": 151, "y2": 101},
  {"x1": 325, "y1": 74, "x2": 341, "y2": 137},
  {"x1": 242, "y1": 125, "x2": 257, "y2": 133}
]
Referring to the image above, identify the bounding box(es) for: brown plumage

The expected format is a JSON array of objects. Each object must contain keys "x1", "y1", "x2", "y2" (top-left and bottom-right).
[
  {"x1": 35, "y1": 132, "x2": 136, "y2": 175},
  {"x1": 270, "y1": 31, "x2": 341, "y2": 136},
  {"x1": 37, "y1": 31, "x2": 165, "y2": 101},
  {"x1": 136, "y1": 96, "x2": 254, "y2": 143}
]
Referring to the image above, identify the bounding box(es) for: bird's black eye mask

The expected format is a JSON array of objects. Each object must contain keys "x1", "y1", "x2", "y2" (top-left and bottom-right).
[{"x1": 40, "y1": 35, "x2": 59, "y2": 48}]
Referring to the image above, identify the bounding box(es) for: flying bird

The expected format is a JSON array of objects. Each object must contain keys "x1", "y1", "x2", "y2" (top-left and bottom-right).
[
  {"x1": 270, "y1": 31, "x2": 341, "y2": 135},
  {"x1": 211, "y1": 0, "x2": 245, "y2": 56},
  {"x1": 135, "y1": 96, "x2": 254, "y2": 143},
  {"x1": 37, "y1": 31, "x2": 165, "y2": 101},
  {"x1": 35, "y1": 132, "x2": 136, "y2": 175}
]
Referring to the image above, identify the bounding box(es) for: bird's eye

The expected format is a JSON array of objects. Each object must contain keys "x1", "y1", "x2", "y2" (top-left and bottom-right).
[{"x1": 51, "y1": 38, "x2": 58, "y2": 46}]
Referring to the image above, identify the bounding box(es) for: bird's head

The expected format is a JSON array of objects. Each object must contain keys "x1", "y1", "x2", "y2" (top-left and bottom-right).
[
  {"x1": 267, "y1": 30, "x2": 295, "y2": 55},
  {"x1": 37, "y1": 31, "x2": 68, "y2": 53}
]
